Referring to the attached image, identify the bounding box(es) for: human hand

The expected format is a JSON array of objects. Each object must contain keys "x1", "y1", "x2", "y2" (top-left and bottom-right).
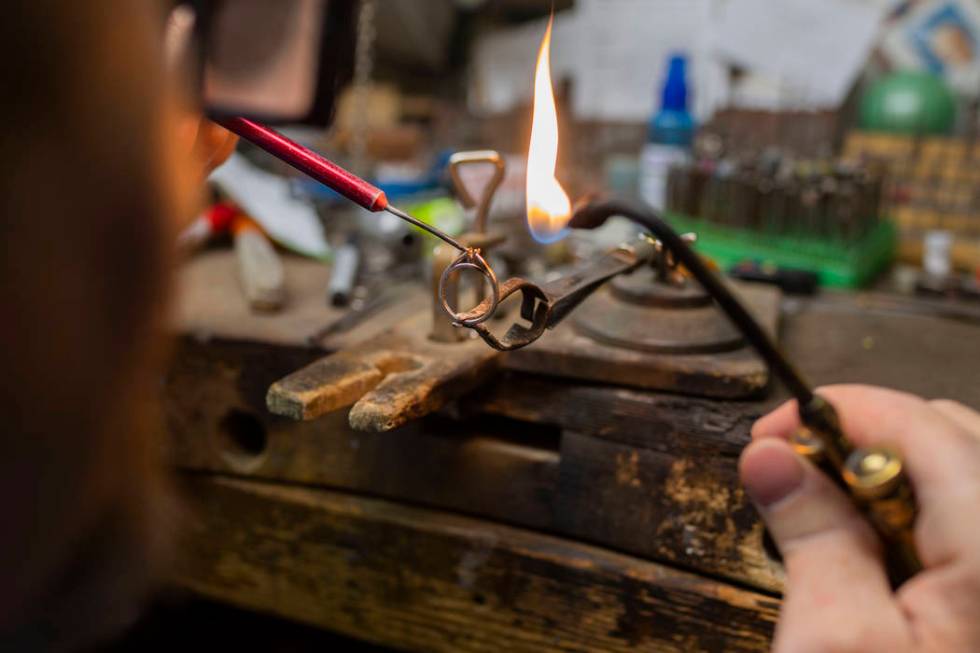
[
  {"x1": 740, "y1": 384, "x2": 980, "y2": 652},
  {"x1": 186, "y1": 118, "x2": 239, "y2": 176}
]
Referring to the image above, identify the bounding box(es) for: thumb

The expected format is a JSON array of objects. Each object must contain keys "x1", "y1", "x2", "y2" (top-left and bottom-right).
[{"x1": 740, "y1": 438, "x2": 908, "y2": 649}]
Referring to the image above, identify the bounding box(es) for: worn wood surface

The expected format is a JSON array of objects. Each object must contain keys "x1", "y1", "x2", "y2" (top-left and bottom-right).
[
  {"x1": 165, "y1": 338, "x2": 782, "y2": 592},
  {"x1": 267, "y1": 310, "x2": 503, "y2": 431},
  {"x1": 460, "y1": 374, "x2": 761, "y2": 458},
  {"x1": 555, "y1": 431, "x2": 779, "y2": 591},
  {"x1": 177, "y1": 476, "x2": 779, "y2": 652},
  {"x1": 165, "y1": 338, "x2": 559, "y2": 528},
  {"x1": 174, "y1": 250, "x2": 423, "y2": 350},
  {"x1": 465, "y1": 378, "x2": 781, "y2": 589},
  {"x1": 167, "y1": 285, "x2": 980, "y2": 596},
  {"x1": 780, "y1": 293, "x2": 980, "y2": 404},
  {"x1": 169, "y1": 252, "x2": 980, "y2": 650}
]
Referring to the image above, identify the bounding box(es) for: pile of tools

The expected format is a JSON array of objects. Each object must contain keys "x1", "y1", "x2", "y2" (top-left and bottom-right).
[{"x1": 666, "y1": 154, "x2": 886, "y2": 242}]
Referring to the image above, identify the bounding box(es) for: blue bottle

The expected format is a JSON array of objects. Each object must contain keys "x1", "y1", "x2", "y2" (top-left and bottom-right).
[{"x1": 640, "y1": 54, "x2": 695, "y2": 209}]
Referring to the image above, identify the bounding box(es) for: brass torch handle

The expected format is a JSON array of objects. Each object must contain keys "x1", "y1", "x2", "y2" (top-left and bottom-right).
[
  {"x1": 843, "y1": 447, "x2": 922, "y2": 584},
  {"x1": 790, "y1": 426, "x2": 843, "y2": 488},
  {"x1": 790, "y1": 429, "x2": 922, "y2": 585}
]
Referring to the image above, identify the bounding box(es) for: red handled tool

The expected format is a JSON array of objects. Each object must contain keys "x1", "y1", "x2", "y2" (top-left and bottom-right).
[{"x1": 214, "y1": 117, "x2": 466, "y2": 252}]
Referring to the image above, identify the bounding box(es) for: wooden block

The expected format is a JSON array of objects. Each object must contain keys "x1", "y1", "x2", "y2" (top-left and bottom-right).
[
  {"x1": 176, "y1": 476, "x2": 778, "y2": 652},
  {"x1": 234, "y1": 227, "x2": 286, "y2": 312},
  {"x1": 265, "y1": 312, "x2": 503, "y2": 431},
  {"x1": 555, "y1": 431, "x2": 782, "y2": 593},
  {"x1": 164, "y1": 338, "x2": 558, "y2": 528}
]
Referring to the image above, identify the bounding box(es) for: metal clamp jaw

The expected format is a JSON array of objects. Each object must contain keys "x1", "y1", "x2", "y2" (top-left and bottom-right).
[{"x1": 446, "y1": 239, "x2": 657, "y2": 351}]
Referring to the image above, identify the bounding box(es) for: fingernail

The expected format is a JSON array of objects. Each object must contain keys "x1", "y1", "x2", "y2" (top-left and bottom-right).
[{"x1": 741, "y1": 440, "x2": 805, "y2": 508}]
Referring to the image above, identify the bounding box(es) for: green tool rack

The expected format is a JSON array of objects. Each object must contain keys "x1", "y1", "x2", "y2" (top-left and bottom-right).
[{"x1": 665, "y1": 212, "x2": 897, "y2": 289}]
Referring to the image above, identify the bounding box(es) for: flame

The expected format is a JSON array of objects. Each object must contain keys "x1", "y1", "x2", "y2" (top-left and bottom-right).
[{"x1": 526, "y1": 16, "x2": 570, "y2": 244}]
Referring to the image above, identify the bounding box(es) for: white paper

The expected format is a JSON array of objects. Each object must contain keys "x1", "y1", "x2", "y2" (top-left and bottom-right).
[
  {"x1": 712, "y1": 0, "x2": 887, "y2": 108},
  {"x1": 209, "y1": 153, "x2": 331, "y2": 260},
  {"x1": 469, "y1": 12, "x2": 583, "y2": 115},
  {"x1": 468, "y1": 1, "x2": 727, "y2": 122},
  {"x1": 573, "y1": 0, "x2": 728, "y2": 122}
]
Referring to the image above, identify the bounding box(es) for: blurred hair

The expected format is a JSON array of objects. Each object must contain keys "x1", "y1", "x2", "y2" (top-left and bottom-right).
[{"x1": 0, "y1": 1, "x2": 176, "y2": 648}]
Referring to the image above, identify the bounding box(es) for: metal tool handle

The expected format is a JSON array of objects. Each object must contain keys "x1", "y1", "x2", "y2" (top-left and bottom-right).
[
  {"x1": 791, "y1": 427, "x2": 921, "y2": 584},
  {"x1": 843, "y1": 447, "x2": 922, "y2": 582},
  {"x1": 215, "y1": 116, "x2": 389, "y2": 211},
  {"x1": 217, "y1": 117, "x2": 473, "y2": 252},
  {"x1": 448, "y1": 151, "x2": 506, "y2": 234}
]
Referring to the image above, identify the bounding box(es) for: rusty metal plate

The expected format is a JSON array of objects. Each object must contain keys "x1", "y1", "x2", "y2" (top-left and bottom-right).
[
  {"x1": 504, "y1": 281, "x2": 782, "y2": 399},
  {"x1": 610, "y1": 269, "x2": 711, "y2": 307},
  {"x1": 574, "y1": 290, "x2": 744, "y2": 354}
]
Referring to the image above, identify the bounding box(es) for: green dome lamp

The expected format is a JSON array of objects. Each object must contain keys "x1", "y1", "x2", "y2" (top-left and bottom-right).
[{"x1": 859, "y1": 71, "x2": 957, "y2": 135}]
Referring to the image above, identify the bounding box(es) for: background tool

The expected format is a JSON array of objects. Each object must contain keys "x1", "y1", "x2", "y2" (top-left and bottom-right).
[
  {"x1": 177, "y1": 202, "x2": 237, "y2": 254},
  {"x1": 729, "y1": 262, "x2": 819, "y2": 295},
  {"x1": 327, "y1": 236, "x2": 361, "y2": 307},
  {"x1": 664, "y1": 151, "x2": 894, "y2": 288},
  {"x1": 232, "y1": 214, "x2": 286, "y2": 312}
]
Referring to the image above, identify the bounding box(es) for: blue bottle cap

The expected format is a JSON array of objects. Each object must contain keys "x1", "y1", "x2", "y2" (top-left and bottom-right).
[{"x1": 661, "y1": 54, "x2": 688, "y2": 112}]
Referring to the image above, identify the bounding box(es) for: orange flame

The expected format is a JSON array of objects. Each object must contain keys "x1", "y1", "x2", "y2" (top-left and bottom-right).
[{"x1": 526, "y1": 16, "x2": 570, "y2": 244}]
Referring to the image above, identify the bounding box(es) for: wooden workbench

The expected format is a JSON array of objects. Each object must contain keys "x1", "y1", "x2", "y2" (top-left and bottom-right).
[{"x1": 165, "y1": 250, "x2": 980, "y2": 651}]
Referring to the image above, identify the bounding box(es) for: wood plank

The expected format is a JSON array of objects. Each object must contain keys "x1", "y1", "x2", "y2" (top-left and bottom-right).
[
  {"x1": 165, "y1": 338, "x2": 559, "y2": 529},
  {"x1": 463, "y1": 384, "x2": 783, "y2": 590},
  {"x1": 165, "y1": 338, "x2": 782, "y2": 592},
  {"x1": 266, "y1": 311, "x2": 503, "y2": 431},
  {"x1": 460, "y1": 373, "x2": 764, "y2": 458},
  {"x1": 177, "y1": 476, "x2": 778, "y2": 652},
  {"x1": 555, "y1": 431, "x2": 782, "y2": 593}
]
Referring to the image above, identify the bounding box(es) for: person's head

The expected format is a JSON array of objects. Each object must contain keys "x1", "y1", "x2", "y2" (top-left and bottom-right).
[{"x1": 0, "y1": 1, "x2": 198, "y2": 647}]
